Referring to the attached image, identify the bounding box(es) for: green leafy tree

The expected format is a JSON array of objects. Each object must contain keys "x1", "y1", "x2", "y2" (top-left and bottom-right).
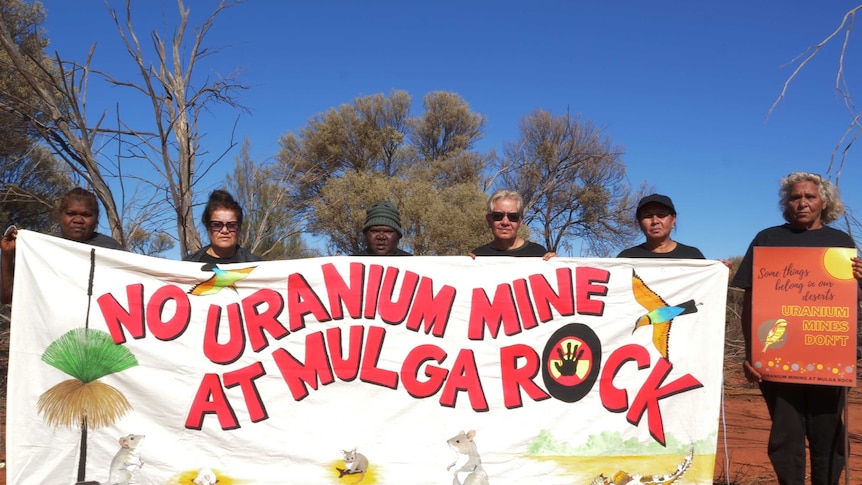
[
  {"x1": 0, "y1": 144, "x2": 75, "y2": 233},
  {"x1": 277, "y1": 90, "x2": 412, "y2": 208},
  {"x1": 0, "y1": 0, "x2": 46, "y2": 147},
  {"x1": 311, "y1": 171, "x2": 487, "y2": 255},
  {"x1": 409, "y1": 91, "x2": 491, "y2": 190},
  {"x1": 283, "y1": 90, "x2": 492, "y2": 255},
  {"x1": 410, "y1": 91, "x2": 486, "y2": 163},
  {"x1": 227, "y1": 138, "x2": 313, "y2": 260},
  {"x1": 0, "y1": 0, "x2": 125, "y2": 243},
  {"x1": 0, "y1": 1, "x2": 75, "y2": 233},
  {"x1": 500, "y1": 109, "x2": 645, "y2": 256}
]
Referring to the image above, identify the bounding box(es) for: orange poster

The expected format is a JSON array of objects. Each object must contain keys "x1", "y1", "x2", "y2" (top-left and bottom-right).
[{"x1": 752, "y1": 247, "x2": 858, "y2": 386}]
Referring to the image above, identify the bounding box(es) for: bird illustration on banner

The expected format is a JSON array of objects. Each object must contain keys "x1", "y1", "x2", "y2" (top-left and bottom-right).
[
  {"x1": 762, "y1": 318, "x2": 788, "y2": 353},
  {"x1": 189, "y1": 263, "x2": 257, "y2": 296},
  {"x1": 631, "y1": 270, "x2": 699, "y2": 361}
]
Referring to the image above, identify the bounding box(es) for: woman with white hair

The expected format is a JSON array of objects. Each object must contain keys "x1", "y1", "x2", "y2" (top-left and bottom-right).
[{"x1": 731, "y1": 171, "x2": 862, "y2": 485}]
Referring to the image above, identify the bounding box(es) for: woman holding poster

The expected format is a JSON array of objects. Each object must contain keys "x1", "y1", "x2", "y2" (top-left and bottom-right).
[{"x1": 731, "y1": 171, "x2": 862, "y2": 485}]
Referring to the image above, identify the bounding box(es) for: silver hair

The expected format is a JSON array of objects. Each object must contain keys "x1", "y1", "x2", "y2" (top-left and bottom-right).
[
  {"x1": 779, "y1": 172, "x2": 844, "y2": 224},
  {"x1": 486, "y1": 189, "x2": 523, "y2": 214}
]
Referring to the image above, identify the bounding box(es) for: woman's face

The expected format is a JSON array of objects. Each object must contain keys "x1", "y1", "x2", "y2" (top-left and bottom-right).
[
  {"x1": 786, "y1": 181, "x2": 824, "y2": 230},
  {"x1": 486, "y1": 197, "x2": 521, "y2": 244},
  {"x1": 637, "y1": 202, "x2": 675, "y2": 242},
  {"x1": 59, "y1": 199, "x2": 98, "y2": 242},
  {"x1": 208, "y1": 208, "x2": 240, "y2": 251}
]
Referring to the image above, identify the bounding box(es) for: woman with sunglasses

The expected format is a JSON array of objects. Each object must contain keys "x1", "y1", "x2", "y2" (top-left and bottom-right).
[
  {"x1": 184, "y1": 190, "x2": 262, "y2": 263},
  {"x1": 470, "y1": 189, "x2": 555, "y2": 259},
  {"x1": 616, "y1": 193, "x2": 704, "y2": 259}
]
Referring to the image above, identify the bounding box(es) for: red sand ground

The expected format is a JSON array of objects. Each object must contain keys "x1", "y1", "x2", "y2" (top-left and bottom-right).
[
  {"x1": 714, "y1": 372, "x2": 862, "y2": 484},
  {"x1": 1, "y1": 374, "x2": 860, "y2": 484}
]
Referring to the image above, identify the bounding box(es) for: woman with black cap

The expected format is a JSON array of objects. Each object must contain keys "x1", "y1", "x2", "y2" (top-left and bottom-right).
[{"x1": 616, "y1": 193, "x2": 705, "y2": 259}]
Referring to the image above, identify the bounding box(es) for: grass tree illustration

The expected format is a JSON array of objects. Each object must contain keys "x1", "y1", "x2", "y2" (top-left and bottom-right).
[{"x1": 37, "y1": 327, "x2": 139, "y2": 483}]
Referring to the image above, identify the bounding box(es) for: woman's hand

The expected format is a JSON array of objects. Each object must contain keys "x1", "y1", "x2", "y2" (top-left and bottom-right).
[
  {"x1": 742, "y1": 360, "x2": 762, "y2": 384},
  {"x1": 1, "y1": 225, "x2": 17, "y2": 255}
]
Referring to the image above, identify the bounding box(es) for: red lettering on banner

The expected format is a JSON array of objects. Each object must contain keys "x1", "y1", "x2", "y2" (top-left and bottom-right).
[
  {"x1": 185, "y1": 373, "x2": 239, "y2": 430},
  {"x1": 222, "y1": 361, "x2": 268, "y2": 423},
  {"x1": 363, "y1": 264, "x2": 384, "y2": 318},
  {"x1": 359, "y1": 325, "x2": 399, "y2": 388},
  {"x1": 203, "y1": 303, "x2": 245, "y2": 365},
  {"x1": 600, "y1": 344, "x2": 651, "y2": 412},
  {"x1": 401, "y1": 344, "x2": 448, "y2": 398},
  {"x1": 404, "y1": 277, "x2": 455, "y2": 337},
  {"x1": 320, "y1": 263, "x2": 454, "y2": 335},
  {"x1": 146, "y1": 285, "x2": 191, "y2": 340},
  {"x1": 286, "y1": 273, "x2": 331, "y2": 331},
  {"x1": 530, "y1": 268, "x2": 575, "y2": 321},
  {"x1": 600, "y1": 344, "x2": 703, "y2": 445},
  {"x1": 628, "y1": 358, "x2": 703, "y2": 445},
  {"x1": 97, "y1": 283, "x2": 146, "y2": 343},
  {"x1": 322, "y1": 262, "x2": 364, "y2": 319},
  {"x1": 271, "y1": 331, "x2": 335, "y2": 400},
  {"x1": 469, "y1": 284, "x2": 518, "y2": 339},
  {"x1": 326, "y1": 326, "x2": 363, "y2": 381},
  {"x1": 575, "y1": 267, "x2": 610, "y2": 316},
  {"x1": 500, "y1": 344, "x2": 550, "y2": 408},
  {"x1": 468, "y1": 267, "x2": 610, "y2": 339},
  {"x1": 97, "y1": 283, "x2": 191, "y2": 343},
  {"x1": 243, "y1": 288, "x2": 288, "y2": 352},
  {"x1": 378, "y1": 268, "x2": 419, "y2": 324},
  {"x1": 439, "y1": 349, "x2": 488, "y2": 411},
  {"x1": 513, "y1": 278, "x2": 538, "y2": 330}
]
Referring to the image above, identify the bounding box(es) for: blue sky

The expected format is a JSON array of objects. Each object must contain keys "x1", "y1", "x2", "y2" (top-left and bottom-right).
[{"x1": 36, "y1": 0, "x2": 862, "y2": 259}]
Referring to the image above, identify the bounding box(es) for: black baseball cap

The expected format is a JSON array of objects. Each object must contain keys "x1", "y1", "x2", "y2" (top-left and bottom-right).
[{"x1": 636, "y1": 194, "x2": 676, "y2": 216}]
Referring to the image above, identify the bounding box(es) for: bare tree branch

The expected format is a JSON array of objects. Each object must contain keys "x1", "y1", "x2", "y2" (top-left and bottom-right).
[
  {"x1": 94, "y1": 0, "x2": 247, "y2": 255},
  {"x1": 0, "y1": 15, "x2": 125, "y2": 243},
  {"x1": 767, "y1": 5, "x2": 862, "y2": 241}
]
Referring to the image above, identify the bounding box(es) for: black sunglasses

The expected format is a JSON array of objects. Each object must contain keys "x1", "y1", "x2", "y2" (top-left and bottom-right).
[
  {"x1": 209, "y1": 221, "x2": 239, "y2": 232},
  {"x1": 489, "y1": 211, "x2": 521, "y2": 222}
]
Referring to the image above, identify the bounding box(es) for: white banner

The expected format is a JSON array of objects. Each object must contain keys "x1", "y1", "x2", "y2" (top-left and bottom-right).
[{"x1": 8, "y1": 230, "x2": 728, "y2": 485}]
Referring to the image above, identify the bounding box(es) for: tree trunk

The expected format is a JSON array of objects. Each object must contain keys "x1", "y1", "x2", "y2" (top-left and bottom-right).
[{"x1": 76, "y1": 415, "x2": 88, "y2": 483}]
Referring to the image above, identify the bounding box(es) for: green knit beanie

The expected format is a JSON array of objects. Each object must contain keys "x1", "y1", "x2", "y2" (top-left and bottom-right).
[{"x1": 363, "y1": 201, "x2": 403, "y2": 236}]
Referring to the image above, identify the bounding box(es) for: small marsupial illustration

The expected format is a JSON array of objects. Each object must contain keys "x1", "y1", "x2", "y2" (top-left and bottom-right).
[
  {"x1": 77, "y1": 434, "x2": 146, "y2": 485},
  {"x1": 446, "y1": 430, "x2": 489, "y2": 485},
  {"x1": 336, "y1": 447, "x2": 369, "y2": 483}
]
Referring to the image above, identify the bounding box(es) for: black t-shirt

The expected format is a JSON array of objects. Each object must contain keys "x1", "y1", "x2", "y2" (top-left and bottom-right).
[
  {"x1": 471, "y1": 241, "x2": 548, "y2": 257},
  {"x1": 184, "y1": 245, "x2": 262, "y2": 264},
  {"x1": 352, "y1": 248, "x2": 413, "y2": 256},
  {"x1": 80, "y1": 232, "x2": 123, "y2": 250},
  {"x1": 616, "y1": 242, "x2": 705, "y2": 259},
  {"x1": 731, "y1": 224, "x2": 856, "y2": 289}
]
